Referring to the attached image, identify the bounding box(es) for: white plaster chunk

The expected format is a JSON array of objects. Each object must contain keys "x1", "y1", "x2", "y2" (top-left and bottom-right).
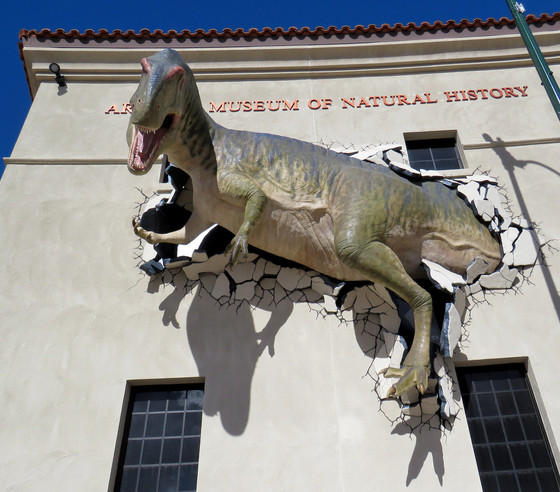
[
  {"x1": 258, "y1": 289, "x2": 275, "y2": 308},
  {"x1": 211, "y1": 273, "x2": 231, "y2": 299},
  {"x1": 473, "y1": 199, "x2": 495, "y2": 222},
  {"x1": 379, "y1": 308, "x2": 401, "y2": 334},
  {"x1": 235, "y1": 281, "x2": 256, "y2": 301},
  {"x1": 440, "y1": 303, "x2": 462, "y2": 357},
  {"x1": 276, "y1": 267, "x2": 302, "y2": 291},
  {"x1": 198, "y1": 272, "x2": 217, "y2": 292},
  {"x1": 402, "y1": 404, "x2": 422, "y2": 417},
  {"x1": 353, "y1": 287, "x2": 376, "y2": 313},
  {"x1": 511, "y1": 217, "x2": 531, "y2": 229},
  {"x1": 191, "y1": 250, "x2": 208, "y2": 263},
  {"x1": 400, "y1": 387, "x2": 420, "y2": 405},
  {"x1": 510, "y1": 229, "x2": 539, "y2": 267},
  {"x1": 342, "y1": 290, "x2": 357, "y2": 311},
  {"x1": 439, "y1": 373, "x2": 460, "y2": 420},
  {"x1": 380, "y1": 399, "x2": 402, "y2": 419},
  {"x1": 253, "y1": 258, "x2": 267, "y2": 281},
  {"x1": 422, "y1": 259, "x2": 466, "y2": 293},
  {"x1": 420, "y1": 169, "x2": 445, "y2": 179},
  {"x1": 301, "y1": 288, "x2": 323, "y2": 304},
  {"x1": 465, "y1": 281, "x2": 482, "y2": 296},
  {"x1": 246, "y1": 253, "x2": 259, "y2": 262},
  {"x1": 296, "y1": 272, "x2": 312, "y2": 290},
  {"x1": 420, "y1": 395, "x2": 440, "y2": 416},
  {"x1": 372, "y1": 284, "x2": 396, "y2": 309},
  {"x1": 385, "y1": 332, "x2": 406, "y2": 365},
  {"x1": 387, "y1": 160, "x2": 422, "y2": 179},
  {"x1": 274, "y1": 284, "x2": 287, "y2": 304},
  {"x1": 260, "y1": 277, "x2": 277, "y2": 290},
  {"x1": 340, "y1": 308, "x2": 354, "y2": 323},
  {"x1": 433, "y1": 353, "x2": 446, "y2": 378},
  {"x1": 478, "y1": 264, "x2": 519, "y2": 290},
  {"x1": 198, "y1": 254, "x2": 229, "y2": 275},
  {"x1": 264, "y1": 261, "x2": 281, "y2": 276},
  {"x1": 484, "y1": 186, "x2": 503, "y2": 209},
  {"x1": 456, "y1": 174, "x2": 498, "y2": 185},
  {"x1": 311, "y1": 276, "x2": 345, "y2": 297},
  {"x1": 466, "y1": 257, "x2": 490, "y2": 284},
  {"x1": 227, "y1": 262, "x2": 255, "y2": 283},
  {"x1": 383, "y1": 149, "x2": 404, "y2": 163},
  {"x1": 323, "y1": 295, "x2": 339, "y2": 314},
  {"x1": 184, "y1": 263, "x2": 201, "y2": 281},
  {"x1": 456, "y1": 181, "x2": 483, "y2": 204},
  {"x1": 454, "y1": 287, "x2": 467, "y2": 321}
]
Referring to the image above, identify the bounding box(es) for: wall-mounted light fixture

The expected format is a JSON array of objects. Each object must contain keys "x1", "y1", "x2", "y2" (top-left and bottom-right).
[{"x1": 49, "y1": 63, "x2": 66, "y2": 87}]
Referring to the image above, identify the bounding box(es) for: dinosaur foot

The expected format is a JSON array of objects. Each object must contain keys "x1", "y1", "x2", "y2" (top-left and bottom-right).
[
  {"x1": 132, "y1": 217, "x2": 157, "y2": 244},
  {"x1": 379, "y1": 364, "x2": 429, "y2": 398}
]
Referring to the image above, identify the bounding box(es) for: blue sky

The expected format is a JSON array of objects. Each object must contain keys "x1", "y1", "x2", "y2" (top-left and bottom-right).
[{"x1": 1, "y1": 0, "x2": 559, "y2": 177}]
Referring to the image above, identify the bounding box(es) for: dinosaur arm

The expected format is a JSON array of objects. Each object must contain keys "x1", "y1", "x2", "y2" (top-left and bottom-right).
[{"x1": 218, "y1": 172, "x2": 267, "y2": 264}]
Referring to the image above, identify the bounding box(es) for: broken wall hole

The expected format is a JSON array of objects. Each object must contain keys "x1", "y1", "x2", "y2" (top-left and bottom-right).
[{"x1": 132, "y1": 142, "x2": 548, "y2": 431}]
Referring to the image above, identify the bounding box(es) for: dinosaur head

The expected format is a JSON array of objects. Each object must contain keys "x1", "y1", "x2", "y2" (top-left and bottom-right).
[{"x1": 127, "y1": 49, "x2": 194, "y2": 175}]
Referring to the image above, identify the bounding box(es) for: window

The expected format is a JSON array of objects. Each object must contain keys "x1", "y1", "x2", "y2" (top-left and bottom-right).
[
  {"x1": 405, "y1": 135, "x2": 464, "y2": 171},
  {"x1": 115, "y1": 384, "x2": 204, "y2": 492},
  {"x1": 456, "y1": 364, "x2": 560, "y2": 492}
]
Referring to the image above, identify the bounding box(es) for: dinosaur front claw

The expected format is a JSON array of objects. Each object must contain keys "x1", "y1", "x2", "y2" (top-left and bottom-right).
[
  {"x1": 132, "y1": 217, "x2": 156, "y2": 244},
  {"x1": 226, "y1": 232, "x2": 249, "y2": 265},
  {"x1": 380, "y1": 364, "x2": 429, "y2": 398}
]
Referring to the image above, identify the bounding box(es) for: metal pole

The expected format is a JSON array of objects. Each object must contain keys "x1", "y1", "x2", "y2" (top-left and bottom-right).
[{"x1": 505, "y1": 0, "x2": 560, "y2": 122}]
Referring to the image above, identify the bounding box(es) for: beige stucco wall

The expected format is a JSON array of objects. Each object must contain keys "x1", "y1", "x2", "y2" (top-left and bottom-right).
[{"x1": 2, "y1": 29, "x2": 560, "y2": 491}]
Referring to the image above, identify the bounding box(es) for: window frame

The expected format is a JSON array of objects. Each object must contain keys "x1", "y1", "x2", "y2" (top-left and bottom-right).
[
  {"x1": 456, "y1": 361, "x2": 560, "y2": 492},
  {"x1": 110, "y1": 379, "x2": 205, "y2": 492},
  {"x1": 404, "y1": 130, "x2": 468, "y2": 173}
]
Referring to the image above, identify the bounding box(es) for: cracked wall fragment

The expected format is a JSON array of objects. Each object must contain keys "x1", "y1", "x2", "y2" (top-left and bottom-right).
[{"x1": 133, "y1": 144, "x2": 547, "y2": 430}]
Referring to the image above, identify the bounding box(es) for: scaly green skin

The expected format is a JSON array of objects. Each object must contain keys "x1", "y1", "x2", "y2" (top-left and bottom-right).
[{"x1": 128, "y1": 49, "x2": 502, "y2": 398}]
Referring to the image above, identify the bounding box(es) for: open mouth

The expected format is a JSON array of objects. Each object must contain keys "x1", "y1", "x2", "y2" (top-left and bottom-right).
[{"x1": 128, "y1": 113, "x2": 176, "y2": 175}]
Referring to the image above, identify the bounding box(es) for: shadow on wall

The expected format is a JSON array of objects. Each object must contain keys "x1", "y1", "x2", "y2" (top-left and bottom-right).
[
  {"x1": 147, "y1": 265, "x2": 448, "y2": 486},
  {"x1": 149, "y1": 269, "x2": 293, "y2": 436},
  {"x1": 482, "y1": 133, "x2": 560, "y2": 324}
]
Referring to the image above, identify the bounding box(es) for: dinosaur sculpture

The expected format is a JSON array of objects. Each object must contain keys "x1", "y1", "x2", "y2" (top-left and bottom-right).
[{"x1": 128, "y1": 49, "x2": 501, "y2": 398}]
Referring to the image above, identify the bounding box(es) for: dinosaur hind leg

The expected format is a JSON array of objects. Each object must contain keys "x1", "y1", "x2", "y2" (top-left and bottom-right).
[{"x1": 336, "y1": 238, "x2": 432, "y2": 397}]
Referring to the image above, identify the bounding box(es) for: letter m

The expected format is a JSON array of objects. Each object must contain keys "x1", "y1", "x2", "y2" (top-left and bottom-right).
[{"x1": 209, "y1": 101, "x2": 227, "y2": 113}]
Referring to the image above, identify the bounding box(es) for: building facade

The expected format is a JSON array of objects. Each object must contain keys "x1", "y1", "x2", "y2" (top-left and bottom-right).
[{"x1": 2, "y1": 13, "x2": 560, "y2": 491}]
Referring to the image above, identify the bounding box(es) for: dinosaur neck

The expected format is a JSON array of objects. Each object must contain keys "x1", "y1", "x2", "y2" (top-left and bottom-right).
[{"x1": 170, "y1": 90, "x2": 217, "y2": 176}]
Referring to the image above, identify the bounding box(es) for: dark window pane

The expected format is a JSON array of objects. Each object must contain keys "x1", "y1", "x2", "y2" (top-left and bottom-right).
[
  {"x1": 496, "y1": 472, "x2": 519, "y2": 491},
  {"x1": 474, "y1": 446, "x2": 494, "y2": 473},
  {"x1": 484, "y1": 418, "x2": 505, "y2": 443},
  {"x1": 478, "y1": 394, "x2": 499, "y2": 417},
  {"x1": 510, "y1": 443, "x2": 531, "y2": 468},
  {"x1": 537, "y1": 469, "x2": 560, "y2": 490},
  {"x1": 129, "y1": 413, "x2": 146, "y2": 439},
  {"x1": 138, "y1": 466, "x2": 159, "y2": 492},
  {"x1": 407, "y1": 147, "x2": 431, "y2": 161},
  {"x1": 146, "y1": 413, "x2": 165, "y2": 437},
  {"x1": 430, "y1": 145, "x2": 456, "y2": 159},
  {"x1": 124, "y1": 440, "x2": 142, "y2": 466},
  {"x1": 162, "y1": 438, "x2": 182, "y2": 464},
  {"x1": 504, "y1": 416, "x2": 524, "y2": 442},
  {"x1": 490, "y1": 444, "x2": 513, "y2": 470},
  {"x1": 117, "y1": 385, "x2": 203, "y2": 492},
  {"x1": 187, "y1": 390, "x2": 204, "y2": 410},
  {"x1": 119, "y1": 467, "x2": 138, "y2": 492},
  {"x1": 433, "y1": 159, "x2": 459, "y2": 170},
  {"x1": 182, "y1": 437, "x2": 201, "y2": 463},
  {"x1": 179, "y1": 464, "x2": 198, "y2": 491},
  {"x1": 457, "y1": 364, "x2": 560, "y2": 492},
  {"x1": 141, "y1": 439, "x2": 162, "y2": 465},
  {"x1": 184, "y1": 412, "x2": 202, "y2": 436},
  {"x1": 522, "y1": 415, "x2": 542, "y2": 440},
  {"x1": 480, "y1": 473, "x2": 499, "y2": 491},
  {"x1": 167, "y1": 391, "x2": 187, "y2": 411},
  {"x1": 529, "y1": 441, "x2": 552, "y2": 469},
  {"x1": 518, "y1": 470, "x2": 538, "y2": 490},
  {"x1": 159, "y1": 465, "x2": 179, "y2": 492},
  {"x1": 496, "y1": 392, "x2": 516, "y2": 416},
  {"x1": 468, "y1": 418, "x2": 487, "y2": 445},
  {"x1": 165, "y1": 413, "x2": 184, "y2": 437},
  {"x1": 515, "y1": 391, "x2": 534, "y2": 414},
  {"x1": 147, "y1": 392, "x2": 167, "y2": 412}
]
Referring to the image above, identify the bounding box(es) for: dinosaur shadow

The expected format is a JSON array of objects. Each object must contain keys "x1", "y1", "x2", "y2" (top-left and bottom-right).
[{"x1": 149, "y1": 267, "x2": 293, "y2": 436}]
